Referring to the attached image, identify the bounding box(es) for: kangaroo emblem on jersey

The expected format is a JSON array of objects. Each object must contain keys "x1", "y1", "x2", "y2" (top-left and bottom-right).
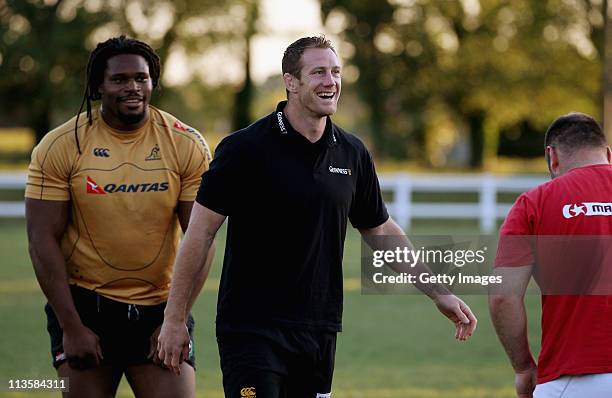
[{"x1": 145, "y1": 144, "x2": 161, "y2": 161}]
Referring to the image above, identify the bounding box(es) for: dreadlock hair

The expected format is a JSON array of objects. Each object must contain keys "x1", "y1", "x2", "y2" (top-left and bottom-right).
[{"x1": 74, "y1": 35, "x2": 161, "y2": 154}]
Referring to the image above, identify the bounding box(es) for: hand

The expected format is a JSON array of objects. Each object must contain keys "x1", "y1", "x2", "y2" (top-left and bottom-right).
[
  {"x1": 63, "y1": 324, "x2": 103, "y2": 370},
  {"x1": 147, "y1": 325, "x2": 164, "y2": 367},
  {"x1": 156, "y1": 319, "x2": 190, "y2": 376},
  {"x1": 433, "y1": 294, "x2": 477, "y2": 341},
  {"x1": 515, "y1": 366, "x2": 537, "y2": 398}
]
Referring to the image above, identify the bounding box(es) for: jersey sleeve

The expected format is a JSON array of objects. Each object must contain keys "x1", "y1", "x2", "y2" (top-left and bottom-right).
[
  {"x1": 495, "y1": 193, "x2": 537, "y2": 267},
  {"x1": 349, "y1": 146, "x2": 389, "y2": 229},
  {"x1": 25, "y1": 133, "x2": 73, "y2": 201},
  {"x1": 178, "y1": 129, "x2": 212, "y2": 202},
  {"x1": 195, "y1": 135, "x2": 242, "y2": 216}
]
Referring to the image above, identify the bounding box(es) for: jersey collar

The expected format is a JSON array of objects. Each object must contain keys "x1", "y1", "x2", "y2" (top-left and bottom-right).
[{"x1": 274, "y1": 101, "x2": 337, "y2": 148}]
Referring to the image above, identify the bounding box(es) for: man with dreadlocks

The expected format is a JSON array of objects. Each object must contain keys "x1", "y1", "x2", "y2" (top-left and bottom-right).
[{"x1": 25, "y1": 36, "x2": 212, "y2": 397}]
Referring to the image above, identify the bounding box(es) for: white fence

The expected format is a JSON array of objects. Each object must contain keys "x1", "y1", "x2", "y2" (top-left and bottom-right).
[
  {"x1": 0, "y1": 172, "x2": 28, "y2": 218},
  {"x1": 0, "y1": 172, "x2": 547, "y2": 232},
  {"x1": 380, "y1": 174, "x2": 547, "y2": 232}
]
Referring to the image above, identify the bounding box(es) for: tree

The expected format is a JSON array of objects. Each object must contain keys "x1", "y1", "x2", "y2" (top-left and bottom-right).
[
  {"x1": 321, "y1": 0, "x2": 602, "y2": 167},
  {"x1": 0, "y1": 0, "x2": 111, "y2": 142},
  {"x1": 0, "y1": 0, "x2": 264, "y2": 143},
  {"x1": 320, "y1": 1, "x2": 398, "y2": 158},
  {"x1": 107, "y1": 0, "x2": 262, "y2": 132},
  {"x1": 232, "y1": 0, "x2": 258, "y2": 131}
]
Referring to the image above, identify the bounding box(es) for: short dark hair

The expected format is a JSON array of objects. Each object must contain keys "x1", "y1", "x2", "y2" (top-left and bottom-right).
[
  {"x1": 282, "y1": 36, "x2": 336, "y2": 79},
  {"x1": 544, "y1": 112, "x2": 607, "y2": 152},
  {"x1": 74, "y1": 36, "x2": 161, "y2": 153}
]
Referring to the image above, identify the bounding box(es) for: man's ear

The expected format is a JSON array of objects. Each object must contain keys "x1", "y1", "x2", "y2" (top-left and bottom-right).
[
  {"x1": 546, "y1": 145, "x2": 559, "y2": 175},
  {"x1": 606, "y1": 146, "x2": 612, "y2": 164},
  {"x1": 283, "y1": 73, "x2": 298, "y2": 94}
]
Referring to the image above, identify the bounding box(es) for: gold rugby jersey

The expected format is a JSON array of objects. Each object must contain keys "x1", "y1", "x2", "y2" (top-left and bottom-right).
[{"x1": 26, "y1": 106, "x2": 211, "y2": 305}]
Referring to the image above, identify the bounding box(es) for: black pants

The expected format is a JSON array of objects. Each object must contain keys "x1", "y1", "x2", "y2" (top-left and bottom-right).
[
  {"x1": 217, "y1": 328, "x2": 336, "y2": 398},
  {"x1": 46, "y1": 285, "x2": 196, "y2": 369}
]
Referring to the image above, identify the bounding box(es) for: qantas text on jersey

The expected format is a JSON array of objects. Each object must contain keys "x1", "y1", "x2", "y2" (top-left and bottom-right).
[{"x1": 86, "y1": 176, "x2": 169, "y2": 194}]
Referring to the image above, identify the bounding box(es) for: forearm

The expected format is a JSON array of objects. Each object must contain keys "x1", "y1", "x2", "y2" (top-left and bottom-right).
[
  {"x1": 26, "y1": 199, "x2": 81, "y2": 331},
  {"x1": 184, "y1": 241, "x2": 215, "y2": 316},
  {"x1": 165, "y1": 234, "x2": 214, "y2": 323},
  {"x1": 29, "y1": 242, "x2": 81, "y2": 330},
  {"x1": 489, "y1": 295, "x2": 535, "y2": 371},
  {"x1": 386, "y1": 240, "x2": 451, "y2": 299},
  {"x1": 361, "y1": 218, "x2": 451, "y2": 299}
]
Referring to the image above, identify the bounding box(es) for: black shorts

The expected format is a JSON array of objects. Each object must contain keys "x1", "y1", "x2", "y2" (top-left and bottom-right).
[
  {"x1": 217, "y1": 328, "x2": 336, "y2": 398},
  {"x1": 45, "y1": 285, "x2": 196, "y2": 369}
]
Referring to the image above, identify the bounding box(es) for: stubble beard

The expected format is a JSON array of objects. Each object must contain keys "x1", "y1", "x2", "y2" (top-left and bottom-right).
[{"x1": 118, "y1": 110, "x2": 147, "y2": 125}]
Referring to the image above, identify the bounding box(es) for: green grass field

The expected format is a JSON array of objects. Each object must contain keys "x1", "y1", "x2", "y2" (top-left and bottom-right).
[{"x1": 0, "y1": 218, "x2": 542, "y2": 397}]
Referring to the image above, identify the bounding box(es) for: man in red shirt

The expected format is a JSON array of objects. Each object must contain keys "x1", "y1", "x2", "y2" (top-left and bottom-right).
[{"x1": 490, "y1": 112, "x2": 612, "y2": 398}]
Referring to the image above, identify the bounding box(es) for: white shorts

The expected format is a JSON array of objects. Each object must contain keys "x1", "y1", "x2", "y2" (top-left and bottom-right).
[{"x1": 534, "y1": 373, "x2": 612, "y2": 398}]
